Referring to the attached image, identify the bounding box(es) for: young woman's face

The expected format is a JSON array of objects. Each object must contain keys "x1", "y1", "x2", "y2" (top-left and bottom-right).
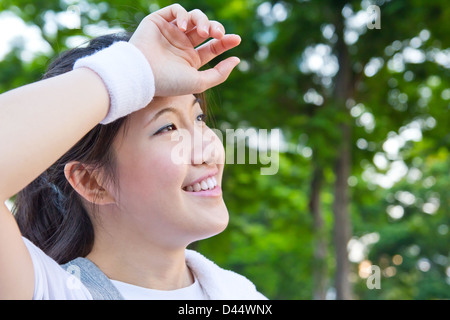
[{"x1": 109, "y1": 95, "x2": 228, "y2": 248}]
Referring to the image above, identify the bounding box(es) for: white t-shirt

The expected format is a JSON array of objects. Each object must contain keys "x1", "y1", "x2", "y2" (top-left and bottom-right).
[
  {"x1": 111, "y1": 277, "x2": 207, "y2": 300},
  {"x1": 23, "y1": 237, "x2": 207, "y2": 300},
  {"x1": 23, "y1": 237, "x2": 92, "y2": 299},
  {"x1": 23, "y1": 237, "x2": 267, "y2": 300}
]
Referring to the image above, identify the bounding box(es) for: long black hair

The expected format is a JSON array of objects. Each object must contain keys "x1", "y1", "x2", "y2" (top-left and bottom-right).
[{"x1": 13, "y1": 33, "x2": 132, "y2": 264}]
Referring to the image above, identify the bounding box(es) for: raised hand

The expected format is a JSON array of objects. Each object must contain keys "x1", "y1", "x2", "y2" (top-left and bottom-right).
[{"x1": 129, "y1": 4, "x2": 241, "y2": 97}]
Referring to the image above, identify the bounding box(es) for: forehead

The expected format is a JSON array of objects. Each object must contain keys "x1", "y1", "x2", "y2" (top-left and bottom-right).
[{"x1": 136, "y1": 94, "x2": 197, "y2": 124}]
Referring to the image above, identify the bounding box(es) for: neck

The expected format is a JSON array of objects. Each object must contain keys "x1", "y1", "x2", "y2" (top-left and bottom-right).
[{"x1": 86, "y1": 233, "x2": 194, "y2": 291}]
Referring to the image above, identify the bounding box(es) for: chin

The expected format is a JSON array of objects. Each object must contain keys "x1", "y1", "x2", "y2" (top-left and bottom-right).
[{"x1": 192, "y1": 205, "x2": 229, "y2": 242}]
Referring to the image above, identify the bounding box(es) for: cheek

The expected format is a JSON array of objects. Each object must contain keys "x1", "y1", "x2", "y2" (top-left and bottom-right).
[{"x1": 116, "y1": 144, "x2": 185, "y2": 201}]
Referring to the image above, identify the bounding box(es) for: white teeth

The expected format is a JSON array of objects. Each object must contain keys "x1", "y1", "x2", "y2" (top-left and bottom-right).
[
  {"x1": 185, "y1": 176, "x2": 218, "y2": 192},
  {"x1": 200, "y1": 180, "x2": 208, "y2": 190},
  {"x1": 206, "y1": 178, "x2": 214, "y2": 189}
]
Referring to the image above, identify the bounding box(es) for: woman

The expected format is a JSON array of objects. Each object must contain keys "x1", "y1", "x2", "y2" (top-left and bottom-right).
[{"x1": 0, "y1": 4, "x2": 266, "y2": 299}]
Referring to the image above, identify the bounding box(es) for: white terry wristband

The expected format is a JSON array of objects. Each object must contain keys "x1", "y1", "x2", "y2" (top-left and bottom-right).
[{"x1": 73, "y1": 41, "x2": 155, "y2": 124}]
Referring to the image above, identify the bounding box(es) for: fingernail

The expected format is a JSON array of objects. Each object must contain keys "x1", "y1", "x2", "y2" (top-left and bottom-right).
[
  {"x1": 202, "y1": 25, "x2": 209, "y2": 35},
  {"x1": 216, "y1": 26, "x2": 224, "y2": 35},
  {"x1": 181, "y1": 20, "x2": 188, "y2": 31}
]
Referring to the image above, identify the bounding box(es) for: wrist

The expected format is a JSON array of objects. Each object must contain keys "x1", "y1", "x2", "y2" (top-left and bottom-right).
[
  {"x1": 73, "y1": 41, "x2": 155, "y2": 124},
  {"x1": 71, "y1": 67, "x2": 110, "y2": 121}
]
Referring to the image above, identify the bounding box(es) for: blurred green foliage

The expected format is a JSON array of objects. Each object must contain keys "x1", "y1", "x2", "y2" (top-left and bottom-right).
[{"x1": 0, "y1": 0, "x2": 448, "y2": 299}]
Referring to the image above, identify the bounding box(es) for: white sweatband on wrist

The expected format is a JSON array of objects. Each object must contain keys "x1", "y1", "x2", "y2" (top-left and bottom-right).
[{"x1": 73, "y1": 41, "x2": 155, "y2": 124}]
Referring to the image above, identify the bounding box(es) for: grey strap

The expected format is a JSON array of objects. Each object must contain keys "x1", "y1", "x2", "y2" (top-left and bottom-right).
[{"x1": 62, "y1": 257, "x2": 124, "y2": 300}]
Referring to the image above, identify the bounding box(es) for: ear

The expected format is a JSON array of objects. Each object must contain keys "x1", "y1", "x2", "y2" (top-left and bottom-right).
[{"x1": 64, "y1": 161, "x2": 116, "y2": 205}]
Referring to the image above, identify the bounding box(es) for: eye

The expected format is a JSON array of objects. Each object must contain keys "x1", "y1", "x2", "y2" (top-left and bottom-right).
[
  {"x1": 154, "y1": 123, "x2": 177, "y2": 135},
  {"x1": 196, "y1": 113, "x2": 207, "y2": 123}
]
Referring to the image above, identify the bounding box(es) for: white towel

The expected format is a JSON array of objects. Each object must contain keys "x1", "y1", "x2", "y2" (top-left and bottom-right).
[{"x1": 185, "y1": 249, "x2": 268, "y2": 300}]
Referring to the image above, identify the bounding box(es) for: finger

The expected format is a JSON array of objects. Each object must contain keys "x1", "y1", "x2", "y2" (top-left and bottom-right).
[
  {"x1": 196, "y1": 57, "x2": 241, "y2": 92},
  {"x1": 187, "y1": 9, "x2": 211, "y2": 38},
  {"x1": 196, "y1": 34, "x2": 241, "y2": 66},
  {"x1": 209, "y1": 21, "x2": 226, "y2": 40},
  {"x1": 153, "y1": 3, "x2": 189, "y2": 31},
  {"x1": 186, "y1": 20, "x2": 225, "y2": 47}
]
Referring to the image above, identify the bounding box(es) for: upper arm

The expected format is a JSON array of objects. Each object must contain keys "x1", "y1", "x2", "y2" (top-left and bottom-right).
[{"x1": 0, "y1": 202, "x2": 34, "y2": 299}]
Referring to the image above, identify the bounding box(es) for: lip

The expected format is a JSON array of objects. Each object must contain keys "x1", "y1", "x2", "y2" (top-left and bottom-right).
[{"x1": 183, "y1": 185, "x2": 222, "y2": 197}]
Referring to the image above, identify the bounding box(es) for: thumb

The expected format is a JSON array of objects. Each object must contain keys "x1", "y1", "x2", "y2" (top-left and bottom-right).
[{"x1": 195, "y1": 57, "x2": 240, "y2": 93}]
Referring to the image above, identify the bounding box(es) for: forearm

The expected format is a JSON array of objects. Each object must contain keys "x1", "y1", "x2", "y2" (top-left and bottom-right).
[{"x1": 0, "y1": 68, "x2": 109, "y2": 200}]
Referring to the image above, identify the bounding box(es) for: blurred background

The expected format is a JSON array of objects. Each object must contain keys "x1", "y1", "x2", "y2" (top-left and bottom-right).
[{"x1": 0, "y1": 0, "x2": 448, "y2": 299}]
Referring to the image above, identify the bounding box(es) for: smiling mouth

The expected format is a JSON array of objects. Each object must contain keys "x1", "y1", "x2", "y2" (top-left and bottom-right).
[{"x1": 183, "y1": 176, "x2": 218, "y2": 192}]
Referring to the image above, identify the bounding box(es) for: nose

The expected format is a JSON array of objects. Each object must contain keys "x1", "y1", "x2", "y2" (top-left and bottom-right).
[{"x1": 191, "y1": 125, "x2": 224, "y2": 166}]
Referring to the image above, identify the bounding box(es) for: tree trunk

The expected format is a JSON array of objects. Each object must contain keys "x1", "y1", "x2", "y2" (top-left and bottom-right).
[
  {"x1": 332, "y1": 124, "x2": 353, "y2": 300},
  {"x1": 332, "y1": 6, "x2": 354, "y2": 300},
  {"x1": 309, "y1": 164, "x2": 328, "y2": 300}
]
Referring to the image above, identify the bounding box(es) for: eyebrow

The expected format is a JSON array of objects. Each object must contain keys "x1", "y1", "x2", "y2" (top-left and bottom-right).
[{"x1": 145, "y1": 97, "x2": 202, "y2": 128}]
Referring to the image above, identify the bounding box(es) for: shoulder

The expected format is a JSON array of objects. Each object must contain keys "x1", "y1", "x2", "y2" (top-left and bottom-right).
[
  {"x1": 22, "y1": 237, "x2": 92, "y2": 299},
  {"x1": 185, "y1": 249, "x2": 267, "y2": 300}
]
